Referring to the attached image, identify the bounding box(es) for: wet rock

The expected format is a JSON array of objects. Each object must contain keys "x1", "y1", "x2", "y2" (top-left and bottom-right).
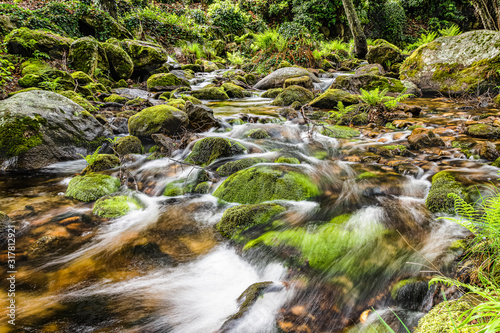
[
  {"x1": 254, "y1": 67, "x2": 320, "y2": 90},
  {"x1": 320, "y1": 125, "x2": 360, "y2": 139},
  {"x1": 184, "y1": 101, "x2": 221, "y2": 132},
  {"x1": 191, "y1": 87, "x2": 229, "y2": 101},
  {"x1": 0, "y1": 90, "x2": 109, "y2": 170},
  {"x1": 120, "y1": 39, "x2": 168, "y2": 77},
  {"x1": 400, "y1": 30, "x2": 500, "y2": 95},
  {"x1": 478, "y1": 141, "x2": 499, "y2": 160},
  {"x1": 101, "y1": 42, "x2": 134, "y2": 80},
  {"x1": 391, "y1": 278, "x2": 429, "y2": 311},
  {"x1": 407, "y1": 128, "x2": 444, "y2": 149},
  {"x1": 284, "y1": 76, "x2": 314, "y2": 89},
  {"x1": 465, "y1": 123, "x2": 500, "y2": 139},
  {"x1": 5, "y1": 28, "x2": 72, "y2": 59},
  {"x1": 68, "y1": 37, "x2": 99, "y2": 75},
  {"x1": 331, "y1": 74, "x2": 406, "y2": 94},
  {"x1": 185, "y1": 137, "x2": 246, "y2": 166},
  {"x1": 66, "y1": 173, "x2": 121, "y2": 202},
  {"x1": 82, "y1": 154, "x2": 120, "y2": 174},
  {"x1": 113, "y1": 135, "x2": 143, "y2": 156},
  {"x1": 222, "y1": 82, "x2": 246, "y2": 98},
  {"x1": 213, "y1": 165, "x2": 320, "y2": 204},
  {"x1": 128, "y1": 105, "x2": 189, "y2": 138},
  {"x1": 217, "y1": 204, "x2": 286, "y2": 238},
  {"x1": 93, "y1": 194, "x2": 142, "y2": 218},
  {"x1": 425, "y1": 171, "x2": 468, "y2": 214},
  {"x1": 366, "y1": 40, "x2": 403, "y2": 70},
  {"x1": 216, "y1": 157, "x2": 268, "y2": 176},
  {"x1": 271, "y1": 85, "x2": 314, "y2": 106},
  {"x1": 355, "y1": 64, "x2": 385, "y2": 76},
  {"x1": 309, "y1": 89, "x2": 359, "y2": 109},
  {"x1": 28, "y1": 235, "x2": 66, "y2": 257},
  {"x1": 244, "y1": 128, "x2": 270, "y2": 139},
  {"x1": 261, "y1": 88, "x2": 283, "y2": 99},
  {"x1": 147, "y1": 73, "x2": 190, "y2": 92}
]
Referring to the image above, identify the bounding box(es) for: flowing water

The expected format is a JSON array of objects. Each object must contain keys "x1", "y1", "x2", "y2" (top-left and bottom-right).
[{"x1": 1, "y1": 73, "x2": 499, "y2": 333}]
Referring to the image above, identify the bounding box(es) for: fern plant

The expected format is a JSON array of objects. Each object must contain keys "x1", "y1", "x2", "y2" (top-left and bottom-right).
[
  {"x1": 328, "y1": 101, "x2": 357, "y2": 121},
  {"x1": 359, "y1": 88, "x2": 391, "y2": 106},
  {"x1": 439, "y1": 24, "x2": 461, "y2": 37},
  {"x1": 78, "y1": 145, "x2": 102, "y2": 165}
]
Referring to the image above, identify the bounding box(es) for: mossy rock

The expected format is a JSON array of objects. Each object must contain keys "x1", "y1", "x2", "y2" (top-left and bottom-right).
[
  {"x1": 82, "y1": 82, "x2": 108, "y2": 95},
  {"x1": 366, "y1": 40, "x2": 403, "y2": 70},
  {"x1": 203, "y1": 61, "x2": 219, "y2": 73},
  {"x1": 261, "y1": 88, "x2": 283, "y2": 99},
  {"x1": 40, "y1": 69, "x2": 76, "y2": 91},
  {"x1": 351, "y1": 113, "x2": 368, "y2": 125},
  {"x1": 222, "y1": 82, "x2": 245, "y2": 98},
  {"x1": 217, "y1": 203, "x2": 286, "y2": 239},
  {"x1": 28, "y1": 235, "x2": 65, "y2": 257},
  {"x1": 180, "y1": 95, "x2": 201, "y2": 105},
  {"x1": 82, "y1": 154, "x2": 120, "y2": 173},
  {"x1": 185, "y1": 137, "x2": 246, "y2": 166},
  {"x1": 216, "y1": 157, "x2": 268, "y2": 177},
  {"x1": 213, "y1": 165, "x2": 320, "y2": 204},
  {"x1": 93, "y1": 194, "x2": 142, "y2": 218},
  {"x1": 114, "y1": 79, "x2": 128, "y2": 88},
  {"x1": 113, "y1": 135, "x2": 142, "y2": 155},
  {"x1": 254, "y1": 67, "x2": 321, "y2": 90},
  {"x1": 5, "y1": 28, "x2": 72, "y2": 59},
  {"x1": 494, "y1": 94, "x2": 500, "y2": 106},
  {"x1": 320, "y1": 125, "x2": 360, "y2": 139},
  {"x1": 244, "y1": 73, "x2": 257, "y2": 85},
  {"x1": 104, "y1": 94, "x2": 129, "y2": 104},
  {"x1": 58, "y1": 90, "x2": 96, "y2": 112},
  {"x1": 283, "y1": 76, "x2": 313, "y2": 89},
  {"x1": 147, "y1": 73, "x2": 189, "y2": 91},
  {"x1": 71, "y1": 71, "x2": 94, "y2": 85},
  {"x1": 271, "y1": 85, "x2": 314, "y2": 106},
  {"x1": 277, "y1": 61, "x2": 292, "y2": 69},
  {"x1": 159, "y1": 92, "x2": 171, "y2": 101},
  {"x1": 244, "y1": 128, "x2": 270, "y2": 139},
  {"x1": 128, "y1": 105, "x2": 189, "y2": 138},
  {"x1": 69, "y1": 37, "x2": 99, "y2": 75},
  {"x1": 425, "y1": 171, "x2": 468, "y2": 214},
  {"x1": 192, "y1": 87, "x2": 229, "y2": 100},
  {"x1": 66, "y1": 173, "x2": 121, "y2": 202},
  {"x1": 20, "y1": 59, "x2": 52, "y2": 76},
  {"x1": 166, "y1": 98, "x2": 186, "y2": 110},
  {"x1": 18, "y1": 74, "x2": 43, "y2": 88},
  {"x1": 332, "y1": 74, "x2": 405, "y2": 94},
  {"x1": 465, "y1": 124, "x2": 500, "y2": 139},
  {"x1": 309, "y1": 89, "x2": 359, "y2": 109},
  {"x1": 120, "y1": 39, "x2": 168, "y2": 76},
  {"x1": 101, "y1": 42, "x2": 134, "y2": 80},
  {"x1": 181, "y1": 64, "x2": 203, "y2": 73},
  {"x1": 275, "y1": 157, "x2": 300, "y2": 164}
]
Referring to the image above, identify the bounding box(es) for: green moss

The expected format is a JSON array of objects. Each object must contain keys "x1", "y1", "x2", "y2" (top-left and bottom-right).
[
  {"x1": 466, "y1": 124, "x2": 500, "y2": 138},
  {"x1": 222, "y1": 82, "x2": 245, "y2": 98},
  {"x1": 181, "y1": 64, "x2": 203, "y2": 72},
  {"x1": 425, "y1": 171, "x2": 468, "y2": 214},
  {"x1": 357, "y1": 172, "x2": 377, "y2": 179},
  {"x1": 414, "y1": 296, "x2": 478, "y2": 333},
  {"x1": 213, "y1": 165, "x2": 320, "y2": 204},
  {"x1": 113, "y1": 135, "x2": 142, "y2": 156},
  {"x1": 309, "y1": 89, "x2": 359, "y2": 109},
  {"x1": 104, "y1": 94, "x2": 129, "y2": 104},
  {"x1": 128, "y1": 105, "x2": 189, "y2": 138},
  {"x1": 382, "y1": 145, "x2": 407, "y2": 151},
  {"x1": 93, "y1": 195, "x2": 142, "y2": 218},
  {"x1": 147, "y1": 73, "x2": 187, "y2": 90},
  {"x1": 5, "y1": 28, "x2": 72, "y2": 59},
  {"x1": 0, "y1": 114, "x2": 46, "y2": 158},
  {"x1": 114, "y1": 79, "x2": 128, "y2": 88},
  {"x1": 185, "y1": 137, "x2": 246, "y2": 167},
  {"x1": 191, "y1": 87, "x2": 229, "y2": 101},
  {"x1": 320, "y1": 125, "x2": 360, "y2": 139},
  {"x1": 71, "y1": 71, "x2": 94, "y2": 85},
  {"x1": 271, "y1": 85, "x2": 314, "y2": 106},
  {"x1": 18, "y1": 74, "x2": 43, "y2": 88},
  {"x1": 20, "y1": 59, "x2": 52, "y2": 76},
  {"x1": 65, "y1": 173, "x2": 121, "y2": 202},
  {"x1": 163, "y1": 181, "x2": 185, "y2": 196},
  {"x1": 261, "y1": 88, "x2": 283, "y2": 99},
  {"x1": 284, "y1": 76, "x2": 313, "y2": 89},
  {"x1": 159, "y1": 92, "x2": 171, "y2": 101},
  {"x1": 101, "y1": 42, "x2": 133, "y2": 80},
  {"x1": 216, "y1": 157, "x2": 268, "y2": 176},
  {"x1": 167, "y1": 98, "x2": 186, "y2": 110},
  {"x1": 193, "y1": 182, "x2": 210, "y2": 194},
  {"x1": 59, "y1": 90, "x2": 96, "y2": 112},
  {"x1": 492, "y1": 157, "x2": 500, "y2": 167},
  {"x1": 244, "y1": 128, "x2": 270, "y2": 139},
  {"x1": 275, "y1": 157, "x2": 300, "y2": 164},
  {"x1": 217, "y1": 204, "x2": 286, "y2": 239},
  {"x1": 8, "y1": 87, "x2": 40, "y2": 96},
  {"x1": 82, "y1": 154, "x2": 119, "y2": 174},
  {"x1": 390, "y1": 278, "x2": 421, "y2": 299},
  {"x1": 83, "y1": 82, "x2": 108, "y2": 95},
  {"x1": 68, "y1": 37, "x2": 99, "y2": 75}
]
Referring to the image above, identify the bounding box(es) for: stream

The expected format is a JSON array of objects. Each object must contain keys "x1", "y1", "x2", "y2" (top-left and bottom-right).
[{"x1": 1, "y1": 71, "x2": 499, "y2": 333}]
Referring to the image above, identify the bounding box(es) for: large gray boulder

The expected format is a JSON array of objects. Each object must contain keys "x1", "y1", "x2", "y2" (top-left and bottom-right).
[
  {"x1": 0, "y1": 90, "x2": 109, "y2": 170},
  {"x1": 254, "y1": 67, "x2": 320, "y2": 90},
  {"x1": 400, "y1": 30, "x2": 500, "y2": 95}
]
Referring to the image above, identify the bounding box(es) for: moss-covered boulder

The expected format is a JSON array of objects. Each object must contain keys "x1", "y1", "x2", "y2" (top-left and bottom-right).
[
  {"x1": 332, "y1": 74, "x2": 405, "y2": 94},
  {"x1": 113, "y1": 135, "x2": 142, "y2": 156},
  {"x1": 18, "y1": 74, "x2": 43, "y2": 88},
  {"x1": 271, "y1": 85, "x2": 314, "y2": 106},
  {"x1": 217, "y1": 204, "x2": 286, "y2": 239},
  {"x1": 261, "y1": 88, "x2": 283, "y2": 99},
  {"x1": 309, "y1": 89, "x2": 359, "y2": 109},
  {"x1": 82, "y1": 154, "x2": 120, "y2": 174},
  {"x1": 400, "y1": 30, "x2": 500, "y2": 95},
  {"x1": 101, "y1": 42, "x2": 134, "y2": 80},
  {"x1": 425, "y1": 171, "x2": 468, "y2": 214},
  {"x1": 181, "y1": 64, "x2": 203, "y2": 73},
  {"x1": 147, "y1": 73, "x2": 189, "y2": 91},
  {"x1": 222, "y1": 82, "x2": 245, "y2": 98},
  {"x1": 58, "y1": 90, "x2": 95, "y2": 112},
  {"x1": 275, "y1": 157, "x2": 300, "y2": 164},
  {"x1": 355, "y1": 64, "x2": 385, "y2": 76},
  {"x1": 66, "y1": 173, "x2": 121, "y2": 202},
  {"x1": 185, "y1": 137, "x2": 246, "y2": 166},
  {"x1": 254, "y1": 67, "x2": 320, "y2": 90},
  {"x1": 244, "y1": 128, "x2": 270, "y2": 139},
  {"x1": 68, "y1": 37, "x2": 99, "y2": 75},
  {"x1": 93, "y1": 195, "x2": 142, "y2": 218},
  {"x1": 71, "y1": 71, "x2": 94, "y2": 85},
  {"x1": 120, "y1": 39, "x2": 168, "y2": 76},
  {"x1": 216, "y1": 157, "x2": 268, "y2": 176},
  {"x1": 128, "y1": 105, "x2": 189, "y2": 138},
  {"x1": 103, "y1": 94, "x2": 129, "y2": 104},
  {"x1": 0, "y1": 90, "x2": 109, "y2": 170},
  {"x1": 20, "y1": 59, "x2": 53, "y2": 76},
  {"x1": 5, "y1": 28, "x2": 72, "y2": 59},
  {"x1": 213, "y1": 165, "x2": 320, "y2": 204},
  {"x1": 41, "y1": 69, "x2": 76, "y2": 91},
  {"x1": 366, "y1": 40, "x2": 403, "y2": 70},
  {"x1": 465, "y1": 124, "x2": 500, "y2": 139},
  {"x1": 192, "y1": 87, "x2": 229, "y2": 100},
  {"x1": 320, "y1": 125, "x2": 360, "y2": 139},
  {"x1": 283, "y1": 76, "x2": 314, "y2": 89}
]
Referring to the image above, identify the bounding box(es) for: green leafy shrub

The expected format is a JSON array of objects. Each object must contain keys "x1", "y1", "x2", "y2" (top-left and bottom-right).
[{"x1": 208, "y1": 0, "x2": 249, "y2": 35}]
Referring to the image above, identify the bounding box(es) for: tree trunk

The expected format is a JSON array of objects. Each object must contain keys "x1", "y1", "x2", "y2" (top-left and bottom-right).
[
  {"x1": 100, "y1": 0, "x2": 118, "y2": 20},
  {"x1": 469, "y1": 0, "x2": 500, "y2": 30},
  {"x1": 341, "y1": 0, "x2": 368, "y2": 59}
]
